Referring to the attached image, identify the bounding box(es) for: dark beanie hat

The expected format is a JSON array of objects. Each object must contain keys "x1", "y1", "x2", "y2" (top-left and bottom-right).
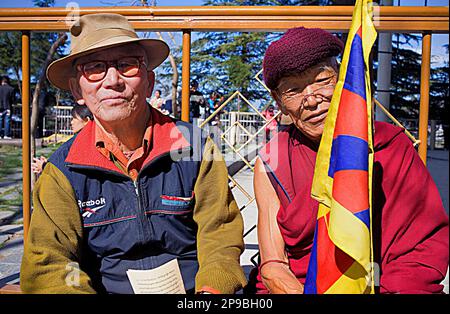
[{"x1": 263, "y1": 27, "x2": 344, "y2": 90}]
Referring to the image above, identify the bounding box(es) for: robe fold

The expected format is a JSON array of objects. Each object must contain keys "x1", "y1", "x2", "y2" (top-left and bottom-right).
[{"x1": 253, "y1": 121, "x2": 449, "y2": 294}]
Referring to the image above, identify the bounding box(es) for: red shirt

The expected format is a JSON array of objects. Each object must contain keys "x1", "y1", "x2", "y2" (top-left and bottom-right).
[{"x1": 94, "y1": 113, "x2": 153, "y2": 181}]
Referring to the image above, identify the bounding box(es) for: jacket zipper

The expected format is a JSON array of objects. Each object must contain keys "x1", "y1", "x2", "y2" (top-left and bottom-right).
[
  {"x1": 133, "y1": 180, "x2": 140, "y2": 197},
  {"x1": 133, "y1": 180, "x2": 145, "y2": 219}
]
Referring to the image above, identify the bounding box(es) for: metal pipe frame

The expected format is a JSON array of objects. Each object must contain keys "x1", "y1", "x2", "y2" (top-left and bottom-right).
[
  {"x1": 0, "y1": 6, "x2": 448, "y2": 32},
  {"x1": 21, "y1": 31, "x2": 31, "y2": 247},
  {"x1": 181, "y1": 30, "x2": 191, "y2": 122},
  {"x1": 418, "y1": 32, "x2": 432, "y2": 165},
  {"x1": 0, "y1": 6, "x2": 447, "y2": 246}
]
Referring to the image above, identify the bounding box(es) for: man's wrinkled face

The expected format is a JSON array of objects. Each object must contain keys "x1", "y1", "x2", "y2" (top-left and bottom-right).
[
  {"x1": 272, "y1": 61, "x2": 338, "y2": 143},
  {"x1": 69, "y1": 44, "x2": 154, "y2": 126}
]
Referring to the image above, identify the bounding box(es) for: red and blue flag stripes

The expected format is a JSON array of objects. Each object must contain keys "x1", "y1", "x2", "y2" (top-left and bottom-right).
[
  {"x1": 329, "y1": 25, "x2": 370, "y2": 230},
  {"x1": 306, "y1": 0, "x2": 377, "y2": 294}
]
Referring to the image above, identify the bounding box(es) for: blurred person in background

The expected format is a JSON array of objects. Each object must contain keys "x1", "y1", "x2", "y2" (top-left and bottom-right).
[
  {"x1": 0, "y1": 75, "x2": 16, "y2": 139},
  {"x1": 31, "y1": 104, "x2": 93, "y2": 175}
]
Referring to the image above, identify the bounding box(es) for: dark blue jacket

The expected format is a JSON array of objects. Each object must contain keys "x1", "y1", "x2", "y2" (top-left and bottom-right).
[{"x1": 48, "y1": 112, "x2": 207, "y2": 294}]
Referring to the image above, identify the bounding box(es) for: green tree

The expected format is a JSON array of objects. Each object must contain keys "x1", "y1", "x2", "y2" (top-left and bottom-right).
[
  {"x1": 388, "y1": 41, "x2": 422, "y2": 119},
  {"x1": 158, "y1": 0, "x2": 448, "y2": 124},
  {"x1": 28, "y1": 0, "x2": 68, "y2": 183},
  {"x1": 430, "y1": 44, "x2": 449, "y2": 149},
  {"x1": 374, "y1": 34, "x2": 449, "y2": 150},
  {"x1": 0, "y1": 1, "x2": 68, "y2": 101},
  {"x1": 0, "y1": 32, "x2": 22, "y2": 95},
  {"x1": 0, "y1": 0, "x2": 68, "y2": 184},
  {"x1": 429, "y1": 64, "x2": 449, "y2": 121},
  {"x1": 171, "y1": 0, "x2": 326, "y2": 111}
]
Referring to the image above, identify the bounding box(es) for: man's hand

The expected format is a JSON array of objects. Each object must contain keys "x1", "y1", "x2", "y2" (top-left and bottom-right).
[
  {"x1": 261, "y1": 262, "x2": 304, "y2": 294},
  {"x1": 31, "y1": 156, "x2": 48, "y2": 174}
]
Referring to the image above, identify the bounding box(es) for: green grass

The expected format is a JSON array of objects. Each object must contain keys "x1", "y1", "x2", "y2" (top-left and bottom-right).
[
  {"x1": 38, "y1": 143, "x2": 62, "y2": 157},
  {"x1": 0, "y1": 146, "x2": 22, "y2": 178},
  {"x1": 0, "y1": 146, "x2": 23, "y2": 211},
  {"x1": 0, "y1": 142, "x2": 62, "y2": 212},
  {"x1": 0, "y1": 143, "x2": 62, "y2": 179},
  {"x1": 0, "y1": 198, "x2": 23, "y2": 207}
]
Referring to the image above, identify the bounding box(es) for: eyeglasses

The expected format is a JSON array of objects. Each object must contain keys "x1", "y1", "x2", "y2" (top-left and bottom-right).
[
  {"x1": 77, "y1": 56, "x2": 147, "y2": 82},
  {"x1": 279, "y1": 82, "x2": 335, "y2": 109}
]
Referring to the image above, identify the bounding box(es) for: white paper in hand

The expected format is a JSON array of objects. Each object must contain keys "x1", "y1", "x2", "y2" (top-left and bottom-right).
[{"x1": 126, "y1": 259, "x2": 186, "y2": 294}]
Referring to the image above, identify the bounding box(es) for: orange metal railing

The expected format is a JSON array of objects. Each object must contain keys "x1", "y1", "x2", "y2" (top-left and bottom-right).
[
  {"x1": 21, "y1": 31, "x2": 31, "y2": 247},
  {"x1": 0, "y1": 6, "x2": 448, "y2": 32}
]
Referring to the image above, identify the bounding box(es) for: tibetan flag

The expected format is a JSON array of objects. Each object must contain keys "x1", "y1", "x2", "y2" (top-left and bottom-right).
[{"x1": 304, "y1": 0, "x2": 377, "y2": 294}]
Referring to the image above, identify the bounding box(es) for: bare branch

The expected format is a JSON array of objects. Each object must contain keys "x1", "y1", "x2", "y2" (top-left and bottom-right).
[{"x1": 30, "y1": 32, "x2": 68, "y2": 171}]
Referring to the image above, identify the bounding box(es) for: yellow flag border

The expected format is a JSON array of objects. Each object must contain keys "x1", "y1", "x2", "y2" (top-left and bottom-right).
[{"x1": 311, "y1": 0, "x2": 378, "y2": 294}]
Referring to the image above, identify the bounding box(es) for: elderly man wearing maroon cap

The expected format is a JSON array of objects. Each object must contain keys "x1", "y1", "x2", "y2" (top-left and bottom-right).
[{"x1": 251, "y1": 27, "x2": 448, "y2": 294}]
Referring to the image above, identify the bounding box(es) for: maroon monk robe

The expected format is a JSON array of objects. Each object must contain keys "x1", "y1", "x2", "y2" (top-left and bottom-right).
[{"x1": 253, "y1": 121, "x2": 449, "y2": 294}]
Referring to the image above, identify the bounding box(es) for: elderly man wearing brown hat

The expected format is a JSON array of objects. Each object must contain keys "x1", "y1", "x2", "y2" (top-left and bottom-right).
[
  {"x1": 251, "y1": 27, "x2": 448, "y2": 294},
  {"x1": 20, "y1": 13, "x2": 247, "y2": 294}
]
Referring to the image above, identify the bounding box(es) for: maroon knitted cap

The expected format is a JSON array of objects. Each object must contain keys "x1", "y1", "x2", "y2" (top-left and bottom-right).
[{"x1": 263, "y1": 27, "x2": 344, "y2": 90}]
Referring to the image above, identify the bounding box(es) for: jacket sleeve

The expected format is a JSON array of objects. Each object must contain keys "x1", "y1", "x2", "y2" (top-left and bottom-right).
[
  {"x1": 20, "y1": 163, "x2": 96, "y2": 294},
  {"x1": 193, "y1": 137, "x2": 247, "y2": 294},
  {"x1": 374, "y1": 132, "x2": 449, "y2": 294}
]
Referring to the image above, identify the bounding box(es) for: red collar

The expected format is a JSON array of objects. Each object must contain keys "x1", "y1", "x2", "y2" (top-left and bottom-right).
[{"x1": 65, "y1": 108, "x2": 191, "y2": 173}]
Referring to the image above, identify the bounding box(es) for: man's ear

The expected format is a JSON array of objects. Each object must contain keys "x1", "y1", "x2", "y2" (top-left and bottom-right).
[
  {"x1": 69, "y1": 77, "x2": 85, "y2": 105},
  {"x1": 146, "y1": 70, "x2": 155, "y2": 98},
  {"x1": 270, "y1": 90, "x2": 287, "y2": 115}
]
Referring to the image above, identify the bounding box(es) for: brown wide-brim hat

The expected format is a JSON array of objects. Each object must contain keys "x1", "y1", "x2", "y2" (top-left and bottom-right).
[{"x1": 47, "y1": 13, "x2": 170, "y2": 90}]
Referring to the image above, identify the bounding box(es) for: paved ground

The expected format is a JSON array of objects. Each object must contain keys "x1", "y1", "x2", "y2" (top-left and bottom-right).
[{"x1": 0, "y1": 146, "x2": 448, "y2": 292}]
